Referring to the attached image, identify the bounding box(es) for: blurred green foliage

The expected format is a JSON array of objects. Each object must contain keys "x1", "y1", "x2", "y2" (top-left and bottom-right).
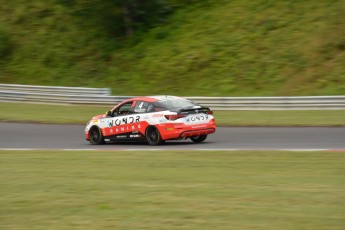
[
  {"x1": 0, "y1": 0, "x2": 344, "y2": 96},
  {"x1": 0, "y1": 26, "x2": 13, "y2": 60}
]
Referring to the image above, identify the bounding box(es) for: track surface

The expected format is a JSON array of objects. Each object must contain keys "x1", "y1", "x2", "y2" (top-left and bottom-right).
[{"x1": 1, "y1": 122, "x2": 345, "y2": 150}]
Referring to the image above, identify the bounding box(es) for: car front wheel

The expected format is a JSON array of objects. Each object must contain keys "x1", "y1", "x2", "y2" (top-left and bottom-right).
[
  {"x1": 89, "y1": 126, "x2": 105, "y2": 145},
  {"x1": 190, "y1": 135, "x2": 207, "y2": 143}
]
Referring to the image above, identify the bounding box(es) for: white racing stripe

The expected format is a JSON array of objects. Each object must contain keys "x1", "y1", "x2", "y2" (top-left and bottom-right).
[
  {"x1": 126, "y1": 149, "x2": 165, "y2": 151},
  {"x1": 61, "y1": 149, "x2": 97, "y2": 151}
]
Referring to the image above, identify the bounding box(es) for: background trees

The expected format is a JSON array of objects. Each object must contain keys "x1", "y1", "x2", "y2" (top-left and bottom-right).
[
  {"x1": 1, "y1": 0, "x2": 344, "y2": 96},
  {"x1": 56, "y1": 0, "x2": 197, "y2": 37}
]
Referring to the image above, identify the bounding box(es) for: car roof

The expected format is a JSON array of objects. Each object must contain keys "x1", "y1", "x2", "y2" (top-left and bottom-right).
[
  {"x1": 125, "y1": 95, "x2": 183, "y2": 103},
  {"x1": 126, "y1": 97, "x2": 157, "y2": 102}
]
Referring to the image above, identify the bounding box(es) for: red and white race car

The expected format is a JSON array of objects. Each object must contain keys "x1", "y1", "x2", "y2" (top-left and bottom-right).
[{"x1": 85, "y1": 96, "x2": 216, "y2": 145}]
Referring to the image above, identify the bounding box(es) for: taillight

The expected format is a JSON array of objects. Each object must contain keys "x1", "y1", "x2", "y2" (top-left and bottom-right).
[
  {"x1": 207, "y1": 111, "x2": 213, "y2": 115},
  {"x1": 165, "y1": 115, "x2": 178, "y2": 120},
  {"x1": 164, "y1": 114, "x2": 186, "y2": 120}
]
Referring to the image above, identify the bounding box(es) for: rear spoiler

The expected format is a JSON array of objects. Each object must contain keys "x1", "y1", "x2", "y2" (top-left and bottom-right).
[{"x1": 178, "y1": 107, "x2": 211, "y2": 115}]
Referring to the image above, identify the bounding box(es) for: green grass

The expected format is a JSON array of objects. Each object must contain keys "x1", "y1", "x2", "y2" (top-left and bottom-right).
[
  {"x1": 0, "y1": 102, "x2": 104, "y2": 124},
  {"x1": 1, "y1": 102, "x2": 345, "y2": 126},
  {"x1": 1, "y1": 0, "x2": 345, "y2": 96},
  {"x1": 215, "y1": 110, "x2": 345, "y2": 126},
  {"x1": 0, "y1": 150, "x2": 344, "y2": 229}
]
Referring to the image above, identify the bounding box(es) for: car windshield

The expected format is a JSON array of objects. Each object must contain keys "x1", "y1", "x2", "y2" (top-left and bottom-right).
[{"x1": 153, "y1": 97, "x2": 201, "y2": 111}]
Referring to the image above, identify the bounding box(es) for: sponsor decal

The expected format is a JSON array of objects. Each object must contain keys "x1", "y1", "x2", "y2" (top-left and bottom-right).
[
  {"x1": 186, "y1": 114, "x2": 208, "y2": 122},
  {"x1": 106, "y1": 124, "x2": 142, "y2": 135},
  {"x1": 107, "y1": 115, "x2": 140, "y2": 127}
]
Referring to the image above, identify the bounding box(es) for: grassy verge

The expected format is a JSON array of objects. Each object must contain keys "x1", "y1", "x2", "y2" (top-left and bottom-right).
[
  {"x1": 0, "y1": 150, "x2": 344, "y2": 230},
  {"x1": 1, "y1": 102, "x2": 345, "y2": 126},
  {"x1": 215, "y1": 110, "x2": 345, "y2": 126},
  {"x1": 0, "y1": 102, "x2": 104, "y2": 124}
]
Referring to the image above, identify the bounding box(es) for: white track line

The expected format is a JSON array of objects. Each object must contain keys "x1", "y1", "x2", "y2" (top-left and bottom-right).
[{"x1": 0, "y1": 148, "x2": 343, "y2": 151}]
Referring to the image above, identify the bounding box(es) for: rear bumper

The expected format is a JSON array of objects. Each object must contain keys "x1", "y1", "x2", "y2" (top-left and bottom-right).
[
  {"x1": 157, "y1": 120, "x2": 216, "y2": 140},
  {"x1": 179, "y1": 128, "x2": 215, "y2": 138}
]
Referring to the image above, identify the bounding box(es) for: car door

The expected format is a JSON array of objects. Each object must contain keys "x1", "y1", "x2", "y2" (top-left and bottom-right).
[{"x1": 102, "y1": 100, "x2": 143, "y2": 137}]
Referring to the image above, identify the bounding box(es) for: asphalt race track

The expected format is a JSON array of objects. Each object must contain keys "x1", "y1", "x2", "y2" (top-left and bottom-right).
[{"x1": 1, "y1": 122, "x2": 345, "y2": 151}]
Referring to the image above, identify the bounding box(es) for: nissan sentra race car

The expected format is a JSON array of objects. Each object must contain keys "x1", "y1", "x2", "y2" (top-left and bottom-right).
[{"x1": 85, "y1": 96, "x2": 216, "y2": 145}]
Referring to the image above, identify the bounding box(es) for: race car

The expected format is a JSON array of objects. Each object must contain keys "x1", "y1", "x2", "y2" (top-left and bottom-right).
[{"x1": 85, "y1": 96, "x2": 216, "y2": 145}]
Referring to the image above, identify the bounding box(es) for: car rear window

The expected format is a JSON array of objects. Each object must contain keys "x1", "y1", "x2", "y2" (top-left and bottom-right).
[{"x1": 154, "y1": 98, "x2": 200, "y2": 111}]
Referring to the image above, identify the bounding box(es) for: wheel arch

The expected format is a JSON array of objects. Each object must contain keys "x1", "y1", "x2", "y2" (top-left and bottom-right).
[
  {"x1": 146, "y1": 124, "x2": 168, "y2": 140},
  {"x1": 89, "y1": 124, "x2": 102, "y2": 132}
]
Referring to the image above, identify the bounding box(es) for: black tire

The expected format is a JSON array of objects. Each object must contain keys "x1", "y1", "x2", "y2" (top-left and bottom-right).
[
  {"x1": 146, "y1": 126, "x2": 164, "y2": 145},
  {"x1": 190, "y1": 135, "x2": 207, "y2": 143},
  {"x1": 89, "y1": 126, "x2": 105, "y2": 145}
]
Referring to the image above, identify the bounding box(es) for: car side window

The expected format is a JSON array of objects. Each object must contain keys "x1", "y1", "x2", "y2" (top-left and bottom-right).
[
  {"x1": 113, "y1": 102, "x2": 134, "y2": 116},
  {"x1": 152, "y1": 102, "x2": 168, "y2": 111},
  {"x1": 134, "y1": 101, "x2": 149, "y2": 113},
  {"x1": 145, "y1": 103, "x2": 166, "y2": 113}
]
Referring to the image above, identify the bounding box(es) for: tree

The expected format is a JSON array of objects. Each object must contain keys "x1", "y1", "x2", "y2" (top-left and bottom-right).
[
  {"x1": 56, "y1": 0, "x2": 191, "y2": 37},
  {"x1": 119, "y1": 0, "x2": 173, "y2": 37}
]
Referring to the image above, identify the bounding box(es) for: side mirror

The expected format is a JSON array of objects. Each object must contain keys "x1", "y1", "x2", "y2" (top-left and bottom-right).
[{"x1": 106, "y1": 110, "x2": 112, "y2": 116}]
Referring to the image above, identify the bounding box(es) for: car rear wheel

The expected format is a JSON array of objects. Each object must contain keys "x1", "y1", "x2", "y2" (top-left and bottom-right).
[
  {"x1": 190, "y1": 135, "x2": 207, "y2": 143},
  {"x1": 146, "y1": 126, "x2": 164, "y2": 145},
  {"x1": 89, "y1": 126, "x2": 105, "y2": 145}
]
